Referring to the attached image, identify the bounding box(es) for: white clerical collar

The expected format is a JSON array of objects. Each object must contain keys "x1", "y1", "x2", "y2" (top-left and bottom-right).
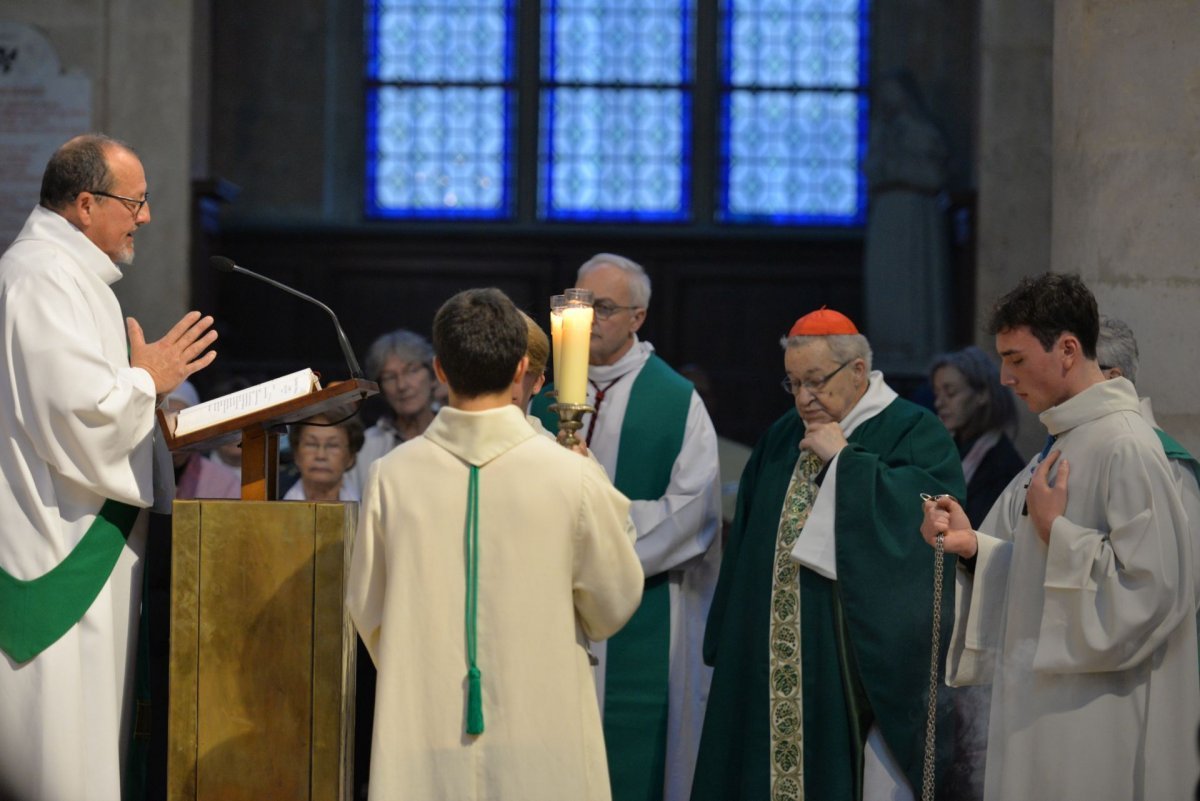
[
  {"x1": 22, "y1": 204, "x2": 124, "y2": 287},
  {"x1": 423, "y1": 404, "x2": 537, "y2": 467},
  {"x1": 587, "y1": 336, "x2": 654, "y2": 384},
  {"x1": 1138, "y1": 395, "x2": 1159, "y2": 429},
  {"x1": 809, "y1": 370, "x2": 898, "y2": 440},
  {"x1": 1039, "y1": 376, "x2": 1140, "y2": 437}
]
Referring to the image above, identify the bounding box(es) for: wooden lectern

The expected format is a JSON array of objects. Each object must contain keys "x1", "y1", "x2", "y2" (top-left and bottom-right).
[{"x1": 159, "y1": 379, "x2": 376, "y2": 801}]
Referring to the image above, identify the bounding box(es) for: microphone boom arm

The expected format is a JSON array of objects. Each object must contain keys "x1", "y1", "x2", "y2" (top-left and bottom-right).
[{"x1": 214, "y1": 257, "x2": 364, "y2": 379}]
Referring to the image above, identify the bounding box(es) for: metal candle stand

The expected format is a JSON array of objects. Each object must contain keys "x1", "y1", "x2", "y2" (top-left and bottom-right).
[{"x1": 549, "y1": 402, "x2": 595, "y2": 449}]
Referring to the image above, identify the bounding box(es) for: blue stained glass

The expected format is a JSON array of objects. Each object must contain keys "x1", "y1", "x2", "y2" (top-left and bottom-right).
[
  {"x1": 374, "y1": 0, "x2": 509, "y2": 82},
  {"x1": 369, "y1": 86, "x2": 511, "y2": 217},
  {"x1": 542, "y1": 0, "x2": 690, "y2": 84},
  {"x1": 365, "y1": 0, "x2": 868, "y2": 226},
  {"x1": 366, "y1": 0, "x2": 515, "y2": 219},
  {"x1": 720, "y1": 0, "x2": 868, "y2": 224},
  {"x1": 541, "y1": 88, "x2": 687, "y2": 220},
  {"x1": 723, "y1": 89, "x2": 862, "y2": 221},
  {"x1": 539, "y1": 0, "x2": 692, "y2": 221},
  {"x1": 729, "y1": 5, "x2": 861, "y2": 87}
]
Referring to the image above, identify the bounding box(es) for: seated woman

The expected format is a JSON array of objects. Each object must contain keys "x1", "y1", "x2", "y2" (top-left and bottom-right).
[
  {"x1": 929, "y1": 345, "x2": 1025, "y2": 524},
  {"x1": 284, "y1": 413, "x2": 365, "y2": 502},
  {"x1": 346, "y1": 329, "x2": 439, "y2": 494}
]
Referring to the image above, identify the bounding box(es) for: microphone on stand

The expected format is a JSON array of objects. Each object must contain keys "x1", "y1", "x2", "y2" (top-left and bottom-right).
[{"x1": 210, "y1": 255, "x2": 364, "y2": 380}]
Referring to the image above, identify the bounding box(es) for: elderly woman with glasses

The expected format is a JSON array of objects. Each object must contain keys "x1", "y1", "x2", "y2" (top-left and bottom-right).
[
  {"x1": 345, "y1": 329, "x2": 439, "y2": 494},
  {"x1": 284, "y1": 413, "x2": 365, "y2": 502},
  {"x1": 929, "y1": 346, "x2": 1024, "y2": 526}
]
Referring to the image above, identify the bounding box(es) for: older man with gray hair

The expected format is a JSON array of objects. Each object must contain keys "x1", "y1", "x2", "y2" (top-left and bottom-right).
[
  {"x1": 532, "y1": 253, "x2": 722, "y2": 801},
  {"x1": 0, "y1": 133, "x2": 217, "y2": 801},
  {"x1": 693, "y1": 307, "x2": 964, "y2": 801}
]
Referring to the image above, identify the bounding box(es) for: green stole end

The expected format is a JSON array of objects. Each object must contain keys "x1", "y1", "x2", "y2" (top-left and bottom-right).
[
  {"x1": 0, "y1": 498, "x2": 141, "y2": 663},
  {"x1": 538, "y1": 354, "x2": 693, "y2": 801},
  {"x1": 463, "y1": 465, "x2": 485, "y2": 735}
]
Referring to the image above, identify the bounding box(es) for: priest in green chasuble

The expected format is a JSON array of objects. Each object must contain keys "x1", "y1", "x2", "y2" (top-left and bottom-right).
[
  {"x1": 693, "y1": 308, "x2": 964, "y2": 801},
  {"x1": 532, "y1": 254, "x2": 722, "y2": 801}
]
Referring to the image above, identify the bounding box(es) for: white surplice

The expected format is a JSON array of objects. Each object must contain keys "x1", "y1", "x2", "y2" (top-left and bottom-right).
[
  {"x1": 581, "y1": 338, "x2": 722, "y2": 801},
  {"x1": 0, "y1": 206, "x2": 159, "y2": 801},
  {"x1": 946, "y1": 377, "x2": 1200, "y2": 801},
  {"x1": 347, "y1": 404, "x2": 643, "y2": 801}
]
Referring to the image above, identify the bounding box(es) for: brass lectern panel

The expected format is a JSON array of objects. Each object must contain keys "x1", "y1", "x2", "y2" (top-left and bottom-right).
[{"x1": 169, "y1": 500, "x2": 356, "y2": 801}]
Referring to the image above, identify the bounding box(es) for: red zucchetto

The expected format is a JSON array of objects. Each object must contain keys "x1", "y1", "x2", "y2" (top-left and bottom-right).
[{"x1": 787, "y1": 307, "x2": 859, "y2": 337}]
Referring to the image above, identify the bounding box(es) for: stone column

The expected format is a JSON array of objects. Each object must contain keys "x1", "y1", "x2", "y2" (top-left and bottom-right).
[
  {"x1": 974, "y1": 0, "x2": 1054, "y2": 456},
  {"x1": 1052, "y1": 0, "x2": 1200, "y2": 453}
]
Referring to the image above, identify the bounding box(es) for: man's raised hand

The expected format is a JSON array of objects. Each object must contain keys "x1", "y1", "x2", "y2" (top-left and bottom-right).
[
  {"x1": 1026, "y1": 450, "x2": 1068, "y2": 544},
  {"x1": 128, "y1": 311, "x2": 218, "y2": 396}
]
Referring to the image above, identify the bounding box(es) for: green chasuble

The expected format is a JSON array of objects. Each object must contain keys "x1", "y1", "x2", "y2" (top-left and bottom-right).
[
  {"x1": 533, "y1": 354, "x2": 693, "y2": 801},
  {"x1": 692, "y1": 399, "x2": 965, "y2": 801}
]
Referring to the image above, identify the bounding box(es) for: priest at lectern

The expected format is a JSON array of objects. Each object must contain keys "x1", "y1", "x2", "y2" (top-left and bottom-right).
[
  {"x1": 347, "y1": 288, "x2": 644, "y2": 801},
  {"x1": 0, "y1": 134, "x2": 218, "y2": 801}
]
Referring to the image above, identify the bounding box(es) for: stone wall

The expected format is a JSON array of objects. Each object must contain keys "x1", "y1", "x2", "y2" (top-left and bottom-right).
[
  {"x1": 1052, "y1": 0, "x2": 1200, "y2": 453},
  {"x1": 3, "y1": 1, "x2": 193, "y2": 340}
]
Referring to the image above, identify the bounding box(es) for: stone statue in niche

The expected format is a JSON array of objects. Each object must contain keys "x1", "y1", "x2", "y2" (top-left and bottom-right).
[{"x1": 862, "y1": 70, "x2": 952, "y2": 376}]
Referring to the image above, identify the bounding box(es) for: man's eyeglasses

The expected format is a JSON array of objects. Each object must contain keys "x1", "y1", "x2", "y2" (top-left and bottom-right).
[
  {"x1": 781, "y1": 358, "x2": 855, "y2": 395},
  {"x1": 593, "y1": 300, "x2": 641, "y2": 321},
  {"x1": 88, "y1": 190, "x2": 149, "y2": 216}
]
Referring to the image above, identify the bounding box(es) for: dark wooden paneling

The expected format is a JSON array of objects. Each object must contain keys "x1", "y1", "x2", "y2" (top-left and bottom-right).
[{"x1": 198, "y1": 226, "x2": 863, "y2": 446}]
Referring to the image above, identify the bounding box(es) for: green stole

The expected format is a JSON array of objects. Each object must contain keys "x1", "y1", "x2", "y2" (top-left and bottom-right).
[
  {"x1": 532, "y1": 354, "x2": 693, "y2": 801},
  {"x1": 0, "y1": 499, "x2": 141, "y2": 663},
  {"x1": 1155, "y1": 427, "x2": 1200, "y2": 668},
  {"x1": 1156, "y1": 428, "x2": 1200, "y2": 485}
]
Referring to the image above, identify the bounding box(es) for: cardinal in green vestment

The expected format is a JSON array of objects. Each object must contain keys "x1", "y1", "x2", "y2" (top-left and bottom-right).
[{"x1": 692, "y1": 308, "x2": 965, "y2": 801}]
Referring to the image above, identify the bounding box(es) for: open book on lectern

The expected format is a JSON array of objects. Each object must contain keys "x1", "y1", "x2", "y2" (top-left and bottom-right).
[
  {"x1": 156, "y1": 369, "x2": 377, "y2": 455},
  {"x1": 171, "y1": 368, "x2": 321, "y2": 437}
]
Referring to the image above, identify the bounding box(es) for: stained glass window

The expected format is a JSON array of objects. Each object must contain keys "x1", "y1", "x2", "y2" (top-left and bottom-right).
[
  {"x1": 365, "y1": 0, "x2": 868, "y2": 225},
  {"x1": 719, "y1": 0, "x2": 868, "y2": 224},
  {"x1": 365, "y1": 0, "x2": 515, "y2": 219},
  {"x1": 538, "y1": 0, "x2": 693, "y2": 222}
]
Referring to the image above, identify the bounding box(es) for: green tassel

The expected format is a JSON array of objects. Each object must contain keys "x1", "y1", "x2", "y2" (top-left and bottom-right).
[{"x1": 466, "y1": 665, "x2": 484, "y2": 735}]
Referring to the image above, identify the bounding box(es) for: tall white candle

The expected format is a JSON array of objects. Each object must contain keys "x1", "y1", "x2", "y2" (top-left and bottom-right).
[{"x1": 558, "y1": 305, "x2": 593, "y2": 405}]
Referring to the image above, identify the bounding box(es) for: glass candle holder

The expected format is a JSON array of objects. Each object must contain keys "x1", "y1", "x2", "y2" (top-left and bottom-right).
[
  {"x1": 549, "y1": 294, "x2": 566, "y2": 390},
  {"x1": 557, "y1": 289, "x2": 594, "y2": 405}
]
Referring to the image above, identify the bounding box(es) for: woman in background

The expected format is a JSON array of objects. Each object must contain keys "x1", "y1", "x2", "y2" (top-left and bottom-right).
[
  {"x1": 284, "y1": 413, "x2": 365, "y2": 501},
  {"x1": 930, "y1": 345, "x2": 1024, "y2": 524},
  {"x1": 346, "y1": 329, "x2": 439, "y2": 494}
]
